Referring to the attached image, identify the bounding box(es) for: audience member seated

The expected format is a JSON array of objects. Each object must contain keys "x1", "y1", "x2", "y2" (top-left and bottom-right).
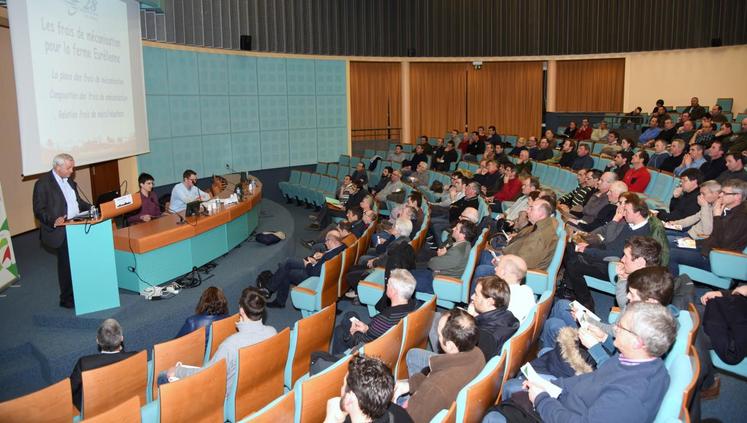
[
  {"x1": 488, "y1": 302, "x2": 676, "y2": 423},
  {"x1": 170, "y1": 169, "x2": 210, "y2": 212},
  {"x1": 491, "y1": 163, "x2": 522, "y2": 211},
  {"x1": 70, "y1": 318, "x2": 138, "y2": 410},
  {"x1": 622, "y1": 150, "x2": 651, "y2": 193},
  {"x1": 562, "y1": 171, "x2": 613, "y2": 227},
  {"x1": 659, "y1": 138, "x2": 687, "y2": 173},
  {"x1": 175, "y1": 286, "x2": 229, "y2": 343},
  {"x1": 657, "y1": 118, "x2": 678, "y2": 143},
  {"x1": 309, "y1": 183, "x2": 368, "y2": 230},
  {"x1": 336, "y1": 175, "x2": 355, "y2": 205},
  {"x1": 656, "y1": 168, "x2": 702, "y2": 222},
  {"x1": 669, "y1": 179, "x2": 747, "y2": 276},
  {"x1": 401, "y1": 144, "x2": 428, "y2": 173},
  {"x1": 639, "y1": 117, "x2": 662, "y2": 145},
  {"x1": 473, "y1": 160, "x2": 501, "y2": 195},
  {"x1": 563, "y1": 121, "x2": 577, "y2": 139},
  {"x1": 571, "y1": 143, "x2": 594, "y2": 171},
  {"x1": 431, "y1": 140, "x2": 458, "y2": 171},
  {"x1": 535, "y1": 138, "x2": 555, "y2": 162},
  {"x1": 701, "y1": 140, "x2": 727, "y2": 181},
  {"x1": 605, "y1": 151, "x2": 632, "y2": 181},
  {"x1": 558, "y1": 169, "x2": 595, "y2": 210},
  {"x1": 324, "y1": 355, "x2": 412, "y2": 423},
  {"x1": 471, "y1": 254, "x2": 536, "y2": 323},
  {"x1": 574, "y1": 119, "x2": 592, "y2": 140},
  {"x1": 717, "y1": 152, "x2": 747, "y2": 183},
  {"x1": 405, "y1": 161, "x2": 430, "y2": 188},
  {"x1": 676, "y1": 120, "x2": 696, "y2": 143},
  {"x1": 410, "y1": 221, "x2": 478, "y2": 294},
  {"x1": 560, "y1": 193, "x2": 651, "y2": 311},
  {"x1": 351, "y1": 162, "x2": 368, "y2": 186},
  {"x1": 509, "y1": 137, "x2": 527, "y2": 156},
  {"x1": 396, "y1": 309, "x2": 485, "y2": 422},
  {"x1": 567, "y1": 180, "x2": 627, "y2": 232},
  {"x1": 552, "y1": 139, "x2": 577, "y2": 168},
  {"x1": 691, "y1": 120, "x2": 716, "y2": 147},
  {"x1": 374, "y1": 169, "x2": 405, "y2": 206},
  {"x1": 164, "y1": 287, "x2": 276, "y2": 396},
  {"x1": 262, "y1": 231, "x2": 346, "y2": 308},
  {"x1": 674, "y1": 144, "x2": 707, "y2": 176},
  {"x1": 726, "y1": 117, "x2": 747, "y2": 154},
  {"x1": 429, "y1": 180, "x2": 478, "y2": 247},
  {"x1": 387, "y1": 145, "x2": 406, "y2": 163},
  {"x1": 514, "y1": 149, "x2": 533, "y2": 175},
  {"x1": 665, "y1": 180, "x2": 720, "y2": 241},
  {"x1": 332, "y1": 269, "x2": 417, "y2": 354},
  {"x1": 648, "y1": 139, "x2": 671, "y2": 169},
  {"x1": 591, "y1": 121, "x2": 609, "y2": 142},
  {"x1": 495, "y1": 176, "x2": 540, "y2": 228},
  {"x1": 127, "y1": 172, "x2": 162, "y2": 225},
  {"x1": 599, "y1": 130, "x2": 622, "y2": 158},
  {"x1": 370, "y1": 167, "x2": 393, "y2": 196},
  {"x1": 683, "y1": 96, "x2": 706, "y2": 119}
]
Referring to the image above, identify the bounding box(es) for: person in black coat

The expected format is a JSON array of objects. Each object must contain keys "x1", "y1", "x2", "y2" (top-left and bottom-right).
[
  {"x1": 32, "y1": 153, "x2": 90, "y2": 308},
  {"x1": 70, "y1": 319, "x2": 138, "y2": 410},
  {"x1": 656, "y1": 169, "x2": 702, "y2": 222},
  {"x1": 470, "y1": 276, "x2": 520, "y2": 360}
]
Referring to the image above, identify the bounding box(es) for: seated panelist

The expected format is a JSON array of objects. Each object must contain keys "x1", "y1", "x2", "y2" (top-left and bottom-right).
[
  {"x1": 127, "y1": 172, "x2": 162, "y2": 225},
  {"x1": 169, "y1": 169, "x2": 210, "y2": 212}
]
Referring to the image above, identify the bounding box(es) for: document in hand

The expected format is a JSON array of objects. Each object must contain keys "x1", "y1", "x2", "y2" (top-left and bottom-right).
[{"x1": 521, "y1": 362, "x2": 563, "y2": 398}]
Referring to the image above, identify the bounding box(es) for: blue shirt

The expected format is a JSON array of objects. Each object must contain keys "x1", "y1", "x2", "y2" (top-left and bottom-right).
[
  {"x1": 639, "y1": 127, "x2": 662, "y2": 144},
  {"x1": 170, "y1": 182, "x2": 208, "y2": 212},
  {"x1": 52, "y1": 171, "x2": 81, "y2": 219},
  {"x1": 674, "y1": 157, "x2": 706, "y2": 176}
]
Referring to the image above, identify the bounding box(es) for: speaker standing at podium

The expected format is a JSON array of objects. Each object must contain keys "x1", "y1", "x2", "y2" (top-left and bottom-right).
[{"x1": 32, "y1": 153, "x2": 91, "y2": 309}]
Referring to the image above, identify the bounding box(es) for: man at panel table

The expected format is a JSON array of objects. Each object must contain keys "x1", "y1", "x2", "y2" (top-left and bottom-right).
[
  {"x1": 169, "y1": 169, "x2": 211, "y2": 213},
  {"x1": 126, "y1": 172, "x2": 162, "y2": 225}
]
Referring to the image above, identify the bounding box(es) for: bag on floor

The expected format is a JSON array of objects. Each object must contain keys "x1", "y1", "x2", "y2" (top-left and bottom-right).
[{"x1": 255, "y1": 231, "x2": 286, "y2": 245}]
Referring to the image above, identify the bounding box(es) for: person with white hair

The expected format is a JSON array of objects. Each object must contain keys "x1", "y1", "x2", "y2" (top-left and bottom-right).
[
  {"x1": 32, "y1": 153, "x2": 91, "y2": 309},
  {"x1": 487, "y1": 302, "x2": 676, "y2": 423},
  {"x1": 332, "y1": 269, "x2": 417, "y2": 354}
]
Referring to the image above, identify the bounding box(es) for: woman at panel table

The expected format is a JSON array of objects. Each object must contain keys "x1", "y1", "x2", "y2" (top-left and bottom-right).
[{"x1": 126, "y1": 172, "x2": 162, "y2": 225}]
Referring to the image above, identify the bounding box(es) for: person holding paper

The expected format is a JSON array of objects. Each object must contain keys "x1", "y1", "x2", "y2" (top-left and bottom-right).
[
  {"x1": 32, "y1": 153, "x2": 90, "y2": 309},
  {"x1": 169, "y1": 169, "x2": 210, "y2": 212}
]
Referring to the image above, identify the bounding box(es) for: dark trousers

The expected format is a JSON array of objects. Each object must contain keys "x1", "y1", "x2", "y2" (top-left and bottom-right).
[
  {"x1": 332, "y1": 311, "x2": 365, "y2": 354},
  {"x1": 268, "y1": 258, "x2": 310, "y2": 305},
  {"x1": 563, "y1": 248, "x2": 608, "y2": 312},
  {"x1": 57, "y1": 239, "x2": 74, "y2": 304},
  {"x1": 668, "y1": 247, "x2": 710, "y2": 276},
  {"x1": 317, "y1": 206, "x2": 346, "y2": 228}
]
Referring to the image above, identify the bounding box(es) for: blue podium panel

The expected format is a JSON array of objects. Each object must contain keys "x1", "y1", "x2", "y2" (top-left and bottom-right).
[
  {"x1": 115, "y1": 239, "x2": 193, "y2": 293},
  {"x1": 226, "y1": 213, "x2": 250, "y2": 250},
  {"x1": 191, "y1": 225, "x2": 229, "y2": 268},
  {"x1": 66, "y1": 221, "x2": 120, "y2": 315}
]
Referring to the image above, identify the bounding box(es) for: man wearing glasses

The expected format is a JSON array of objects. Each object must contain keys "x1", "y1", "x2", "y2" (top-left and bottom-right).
[
  {"x1": 169, "y1": 169, "x2": 210, "y2": 212},
  {"x1": 668, "y1": 179, "x2": 747, "y2": 276}
]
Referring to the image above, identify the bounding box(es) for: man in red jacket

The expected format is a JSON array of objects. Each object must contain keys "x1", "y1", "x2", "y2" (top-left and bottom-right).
[
  {"x1": 492, "y1": 163, "x2": 522, "y2": 211},
  {"x1": 623, "y1": 150, "x2": 651, "y2": 193}
]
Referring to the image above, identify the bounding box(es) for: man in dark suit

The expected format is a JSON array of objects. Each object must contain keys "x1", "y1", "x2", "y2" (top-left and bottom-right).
[
  {"x1": 70, "y1": 318, "x2": 137, "y2": 410},
  {"x1": 32, "y1": 153, "x2": 90, "y2": 308}
]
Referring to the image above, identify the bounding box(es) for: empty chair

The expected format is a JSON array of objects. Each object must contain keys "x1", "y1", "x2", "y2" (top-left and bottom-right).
[
  {"x1": 229, "y1": 328, "x2": 291, "y2": 422},
  {"x1": 285, "y1": 304, "x2": 337, "y2": 389},
  {"x1": 395, "y1": 296, "x2": 437, "y2": 379},
  {"x1": 81, "y1": 350, "x2": 148, "y2": 419},
  {"x1": 80, "y1": 396, "x2": 140, "y2": 423},
  {"x1": 206, "y1": 313, "x2": 240, "y2": 361},
  {"x1": 151, "y1": 326, "x2": 207, "y2": 400},
  {"x1": 455, "y1": 354, "x2": 507, "y2": 423},
  {"x1": 239, "y1": 391, "x2": 295, "y2": 423},
  {"x1": 159, "y1": 359, "x2": 227, "y2": 423},
  {"x1": 362, "y1": 320, "x2": 404, "y2": 371},
  {"x1": 290, "y1": 253, "x2": 343, "y2": 317},
  {"x1": 0, "y1": 378, "x2": 74, "y2": 423},
  {"x1": 294, "y1": 355, "x2": 352, "y2": 423}
]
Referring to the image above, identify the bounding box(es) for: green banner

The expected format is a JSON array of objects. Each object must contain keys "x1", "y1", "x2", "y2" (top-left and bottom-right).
[{"x1": 0, "y1": 182, "x2": 19, "y2": 290}]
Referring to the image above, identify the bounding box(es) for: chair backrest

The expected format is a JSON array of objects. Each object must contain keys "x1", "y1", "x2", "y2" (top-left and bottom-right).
[
  {"x1": 362, "y1": 320, "x2": 405, "y2": 371},
  {"x1": 456, "y1": 354, "x2": 507, "y2": 423},
  {"x1": 159, "y1": 359, "x2": 227, "y2": 423},
  {"x1": 665, "y1": 311, "x2": 693, "y2": 368},
  {"x1": 234, "y1": 328, "x2": 291, "y2": 421},
  {"x1": 531, "y1": 290, "x2": 554, "y2": 344},
  {"x1": 500, "y1": 308, "x2": 537, "y2": 396},
  {"x1": 355, "y1": 223, "x2": 375, "y2": 264},
  {"x1": 239, "y1": 391, "x2": 295, "y2": 423},
  {"x1": 285, "y1": 304, "x2": 337, "y2": 388},
  {"x1": 208, "y1": 313, "x2": 240, "y2": 360},
  {"x1": 338, "y1": 241, "x2": 358, "y2": 297},
  {"x1": 320, "y1": 253, "x2": 344, "y2": 310},
  {"x1": 460, "y1": 229, "x2": 489, "y2": 301},
  {"x1": 82, "y1": 350, "x2": 148, "y2": 419},
  {"x1": 439, "y1": 402, "x2": 457, "y2": 423},
  {"x1": 656, "y1": 345, "x2": 698, "y2": 422},
  {"x1": 0, "y1": 378, "x2": 73, "y2": 423},
  {"x1": 289, "y1": 170, "x2": 301, "y2": 184},
  {"x1": 151, "y1": 326, "x2": 207, "y2": 400},
  {"x1": 687, "y1": 303, "x2": 700, "y2": 348},
  {"x1": 296, "y1": 355, "x2": 352, "y2": 423},
  {"x1": 395, "y1": 296, "x2": 437, "y2": 378},
  {"x1": 80, "y1": 396, "x2": 140, "y2": 423}
]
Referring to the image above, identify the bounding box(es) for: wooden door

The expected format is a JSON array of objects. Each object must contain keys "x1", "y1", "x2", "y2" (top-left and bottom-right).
[{"x1": 90, "y1": 160, "x2": 120, "y2": 203}]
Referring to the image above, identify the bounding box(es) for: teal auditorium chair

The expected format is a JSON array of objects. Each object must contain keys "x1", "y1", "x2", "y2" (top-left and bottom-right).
[
  {"x1": 416, "y1": 228, "x2": 488, "y2": 309},
  {"x1": 709, "y1": 351, "x2": 747, "y2": 378},
  {"x1": 290, "y1": 253, "x2": 343, "y2": 318},
  {"x1": 315, "y1": 162, "x2": 327, "y2": 174},
  {"x1": 504, "y1": 135, "x2": 518, "y2": 146},
  {"x1": 525, "y1": 231, "x2": 566, "y2": 295},
  {"x1": 326, "y1": 163, "x2": 339, "y2": 177},
  {"x1": 716, "y1": 97, "x2": 733, "y2": 113},
  {"x1": 293, "y1": 354, "x2": 351, "y2": 423},
  {"x1": 583, "y1": 261, "x2": 619, "y2": 295},
  {"x1": 283, "y1": 304, "x2": 336, "y2": 390},
  {"x1": 678, "y1": 247, "x2": 747, "y2": 289},
  {"x1": 454, "y1": 354, "x2": 507, "y2": 422},
  {"x1": 279, "y1": 170, "x2": 301, "y2": 201},
  {"x1": 338, "y1": 154, "x2": 351, "y2": 166},
  {"x1": 654, "y1": 346, "x2": 699, "y2": 423},
  {"x1": 644, "y1": 171, "x2": 676, "y2": 210}
]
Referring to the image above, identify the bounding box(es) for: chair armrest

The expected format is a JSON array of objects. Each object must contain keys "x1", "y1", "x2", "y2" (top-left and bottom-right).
[
  {"x1": 291, "y1": 286, "x2": 316, "y2": 296},
  {"x1": 526, "y1": 269, "x2": 549, "y2": 277},
  {"x1": 610, "y1": 306, "x2": 620, "y2": 314},
  {"x1": 710, "y1": 248, "x2": 747, "y2": 258},
  {"x1": 432, "y1": 275, "x2": 463, "y2": 285},
  {"x1": 359, "y1": 281, "x2": 385, "y2": 291}
]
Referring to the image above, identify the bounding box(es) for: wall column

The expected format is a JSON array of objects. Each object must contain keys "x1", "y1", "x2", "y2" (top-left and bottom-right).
[
  {"x1": 401, "y1": 61, "x2": 411, "y2": 144},
  {"x1": 546, "y1": 60, "x2": 557, "y2": 112}
]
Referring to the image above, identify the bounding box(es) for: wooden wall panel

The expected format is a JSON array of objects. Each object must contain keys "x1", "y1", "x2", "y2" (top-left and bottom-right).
[
  {"x1": 350, "y1": 62, "x2": 401, "y2": 136},
  {"x1": 467, "y1": 62, "x2": 544, "y2": 138},
  {"x1": 410, "y1": 63, "x2": 468, "y2": 141},
  {"x1": 555, "y1": 58, "x2": 625, "y2": 112}
]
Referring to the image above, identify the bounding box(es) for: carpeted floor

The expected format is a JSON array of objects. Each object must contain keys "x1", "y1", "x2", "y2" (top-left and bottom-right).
[{"x1": 0, "y1": 175, "x2": 744, "y2": 422}]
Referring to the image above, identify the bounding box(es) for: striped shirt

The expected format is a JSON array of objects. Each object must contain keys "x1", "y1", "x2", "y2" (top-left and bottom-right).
[{"x1": 359, "y1": 302, "x2": 416, "y2": 343}]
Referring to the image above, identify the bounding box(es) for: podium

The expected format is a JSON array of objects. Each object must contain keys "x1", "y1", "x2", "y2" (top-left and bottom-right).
[{"x1": 62, "y1": 194, "x2": 141, "y2": 315}]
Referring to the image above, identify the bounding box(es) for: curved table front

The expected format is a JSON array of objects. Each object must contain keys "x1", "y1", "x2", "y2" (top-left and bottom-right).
[{"x1": 113, "y1": 187, "x2": 262, "y2": 292}]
